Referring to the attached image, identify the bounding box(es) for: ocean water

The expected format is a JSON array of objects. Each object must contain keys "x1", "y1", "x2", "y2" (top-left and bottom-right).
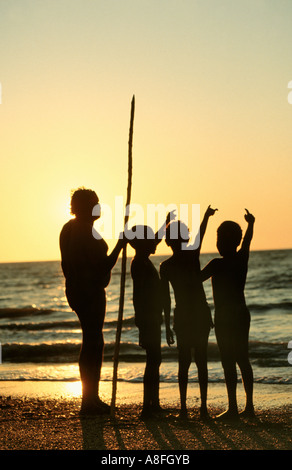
[{"x1": 0, "y1": 250, "x2": 291, "y2": 389}]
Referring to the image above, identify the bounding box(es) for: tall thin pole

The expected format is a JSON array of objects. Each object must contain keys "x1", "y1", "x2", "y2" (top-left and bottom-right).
[{"x1": 111, "y1": 95, "x2": 135, "y2": 416}]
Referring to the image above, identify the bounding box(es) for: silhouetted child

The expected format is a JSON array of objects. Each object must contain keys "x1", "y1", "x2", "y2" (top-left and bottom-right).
[
  {"x1": 201, "y1": 209, "x2": 255, "y2": 420},
  {"x1": 129, "y1": 214, "x2": 174, "y2": 419},
  {"x1": 160, "y1": 206, "x2": 217, "y2": 419}
]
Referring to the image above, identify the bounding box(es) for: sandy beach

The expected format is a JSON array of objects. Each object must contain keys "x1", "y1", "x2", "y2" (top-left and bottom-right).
[{"x1": 0, "y1": 381, "x2": 291, "y2": 454}]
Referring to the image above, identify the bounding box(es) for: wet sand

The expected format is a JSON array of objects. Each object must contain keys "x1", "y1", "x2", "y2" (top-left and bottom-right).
[{"x1": 0, "y1": 381, "x2": 291, "y2": 452}]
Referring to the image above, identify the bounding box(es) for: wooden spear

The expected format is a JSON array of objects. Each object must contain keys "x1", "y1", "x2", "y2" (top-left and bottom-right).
[{"x1": 111, "y1": 95, "x2": 135, "y2": 416}]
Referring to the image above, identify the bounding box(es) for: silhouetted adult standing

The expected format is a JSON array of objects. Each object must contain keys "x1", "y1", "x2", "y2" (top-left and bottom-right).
[{"x1": 59, "y1": 188, "x2": 126, "y2": 414}]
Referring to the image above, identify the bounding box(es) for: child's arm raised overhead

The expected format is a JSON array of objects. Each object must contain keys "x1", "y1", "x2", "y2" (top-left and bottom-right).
[
  {"x1": 155, "y1": 210, "x2": 176, "y2": 244},
  {"x1": 241, "y1": 209, "x2": 255, "y2": 254},
  {"x1": 190, "y1": 205, "x2": 217, "y2": 252}
]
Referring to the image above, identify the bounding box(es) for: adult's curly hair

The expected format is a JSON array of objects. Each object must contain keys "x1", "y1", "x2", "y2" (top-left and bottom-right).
[{"x1": 70, "y1": 187, "x2": 98, "y2": 216}]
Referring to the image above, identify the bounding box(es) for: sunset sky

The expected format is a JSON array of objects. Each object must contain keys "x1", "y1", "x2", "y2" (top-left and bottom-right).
[{"x1": 0, "y1": 0, "x2": 292, "y2": 262}]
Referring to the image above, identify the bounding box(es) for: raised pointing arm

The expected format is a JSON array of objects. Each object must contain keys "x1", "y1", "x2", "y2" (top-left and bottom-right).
[
  {"x1": 186, "y1": 205, "x2": 217, "y2": 252},
  {"x1": 241, "y1": 209, "x2": 255, "y2": 254},
  {"x1": 155, "y1": 210, "x2": 176, "y2": 244},
  {"x1": 199, "y1": 205, "x2": 218, "y2": 251}
]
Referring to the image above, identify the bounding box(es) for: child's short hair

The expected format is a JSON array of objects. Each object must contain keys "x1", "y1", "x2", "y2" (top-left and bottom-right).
[
  {"x1": 128, "y1": 225, "x2": 155, "y2": 250},
  {"x1": 70, "y1": 187, "x2": 98, "y2": 216},
  {"x1": 165, "y1": 220, "x2": 189, "y2": 248},
  {"x1": 217, "y1": 221, "x2": 242, "y2": 253}
]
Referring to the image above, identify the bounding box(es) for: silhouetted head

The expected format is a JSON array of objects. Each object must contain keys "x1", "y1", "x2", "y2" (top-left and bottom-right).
[
  {"x1": 70, "y1": 187, "x2": 100, "y2": 222},
  {"x1": 128, "y1": 225, "x2": 157, "y2": 256},
  {"x1": 165, "y1": 220, "x2": 190, "y2": 252},
  {"x1": 216, "y1": 221, "x2": 242, "y2": 256}
]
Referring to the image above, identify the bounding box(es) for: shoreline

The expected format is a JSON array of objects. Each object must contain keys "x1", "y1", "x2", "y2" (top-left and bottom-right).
[
  {"x1": 0, "y1": 381, "x2": 291, "y2": 451},
  {"x1": 0, "y1": 380, "x2": 291, "y2": 409}
]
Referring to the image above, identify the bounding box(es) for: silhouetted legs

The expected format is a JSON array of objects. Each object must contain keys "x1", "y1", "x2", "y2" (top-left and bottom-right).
[
  {"x1": 75, "y1": 293, "x2": 109, "y2": 414},
  {"x1": 178, "y1": 329, "x2": 209, "y2": 419},
  {"x1": 79, "y1": 328, "x2": 104, "y2": 403},
  {"x1": 218, "y1": 355, "x2": 239, "y2": 417},
  {"x1": 216, "y1": 321, "x2": 254, "y2": 420},
  {"x1": 142, "y1": 344, "x2": 161, "y2": 416},
  {"x1": 141, "y1": 331, "x2": 162, "y2": 418},
  {"x1": 238, "y1": 356, "x2": 254, "y2": 416},
  {"x1": 178, "y1": 347, "x2": 191, "y2": 418},
  {"x1": 194, "y1": 341, "x2": 209, "y2": 418}
]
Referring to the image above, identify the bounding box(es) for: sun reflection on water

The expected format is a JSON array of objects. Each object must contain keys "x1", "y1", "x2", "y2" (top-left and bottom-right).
[{"x1": 65, "y1": 381, "x2": 82, "y2": 398}]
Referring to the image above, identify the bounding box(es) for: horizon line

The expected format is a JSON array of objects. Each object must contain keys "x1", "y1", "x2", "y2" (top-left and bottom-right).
[{"x1": 0, "y1": 247, "x2": 291, "y2": 264}]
